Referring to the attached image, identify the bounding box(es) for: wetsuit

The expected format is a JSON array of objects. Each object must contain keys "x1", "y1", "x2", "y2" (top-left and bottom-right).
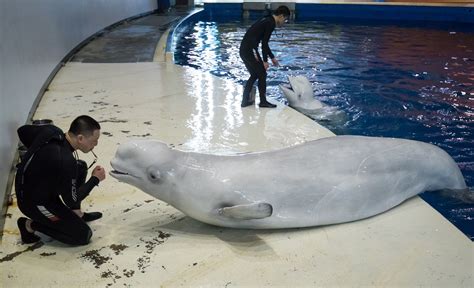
[
  {"x1": 239, "y1": 15, "x2": 276, "y2": 105},
  {"x1": 15, "y1": 125, "x2": 99, "y2": 245}
]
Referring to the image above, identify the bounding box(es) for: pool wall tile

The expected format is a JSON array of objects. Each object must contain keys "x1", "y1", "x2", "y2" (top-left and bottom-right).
[
  {"x1": 295, "y1": 4, "x2": 474, "y2": 23},
  {"x1": 202, "y1": 2, "x2": 474, "y2": 24}
]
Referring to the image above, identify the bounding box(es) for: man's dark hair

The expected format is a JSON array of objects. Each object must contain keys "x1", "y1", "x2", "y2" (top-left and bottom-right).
[
  {"x1": 274, "y1": 5, "x2": 291, "y2": 17},
  {"x1": 69, "y1": 115, "x2": 101, "y2": 136}
]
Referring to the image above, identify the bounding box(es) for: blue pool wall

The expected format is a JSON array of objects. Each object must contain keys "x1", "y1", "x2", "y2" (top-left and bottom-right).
[
  {"x1": 167, "y1": 2, "x2": 473, "y2": 58},
  {"x1": 203, "y1": 3, "x2": 474, "y2": 23},
  {"x1": 167, "y1": 3, "x2": 473, "y2": 53},
  {"x1": 295, "y1": 4, "x2": 474, "y2": 23},
  {"x1": 166, "y1": 9, "x2": 205, "y2": 55}
]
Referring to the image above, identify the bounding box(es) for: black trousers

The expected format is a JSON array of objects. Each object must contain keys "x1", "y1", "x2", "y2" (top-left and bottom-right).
[
  {"x1": 240, "y1": 49, "x2": 267, "y2": 104},
  {"x1": 16, "y1": 161, "x2": 92, "y2": 246},
  {"x1": 17, "y1": 197, "x2": 92, "y2": 246}
]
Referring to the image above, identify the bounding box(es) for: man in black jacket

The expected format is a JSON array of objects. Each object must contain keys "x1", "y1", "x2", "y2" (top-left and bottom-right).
[
  {"x1": 240, "y1": 5, "x2": 291, "y2": 108},
  {"x1": 15, "y1": 115, "x2": 106, "y2": 245}
]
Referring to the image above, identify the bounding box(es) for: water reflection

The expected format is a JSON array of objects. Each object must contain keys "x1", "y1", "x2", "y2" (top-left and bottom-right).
[
  {"x1": 174, "y1": 19, "x2": 474, "y2": 239},
  {"x1": 174, "y1": 20, "x2": 474, "y2": 173}
]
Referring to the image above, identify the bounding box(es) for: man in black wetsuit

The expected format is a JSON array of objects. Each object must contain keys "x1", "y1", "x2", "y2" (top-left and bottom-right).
[
  {"x1": 240, "y1": 5, "x2": 291, "y2": 108},
  {"x1": 15, "y1": 115, "x2": 106, "y2": 245}
]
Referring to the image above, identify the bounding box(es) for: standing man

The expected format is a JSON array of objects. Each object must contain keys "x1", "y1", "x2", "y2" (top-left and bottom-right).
[
  {"x1": 15, "y1": 115, "x2": 106, "y2": 245},
  {"x1": 240, "y1": 5, "x2": 291, "y2": 108}
]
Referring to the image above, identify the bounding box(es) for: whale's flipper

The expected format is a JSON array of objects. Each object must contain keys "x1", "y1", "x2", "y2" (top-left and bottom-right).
[{"x1": 218, "y1": 202, "x2": 273, "y2": 220}]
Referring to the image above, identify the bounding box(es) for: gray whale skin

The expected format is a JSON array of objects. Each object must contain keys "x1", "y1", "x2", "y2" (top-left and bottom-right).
[{"x1": 110, "y1": 136, "x2": 467, "y2": 229}]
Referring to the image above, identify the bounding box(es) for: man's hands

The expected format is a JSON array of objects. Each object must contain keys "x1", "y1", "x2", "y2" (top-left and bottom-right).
[
  {"x1": 92, "y1": 165, "x2": 106, "y2": 181},
  {"x1": 271, "y1": 58, "x2": 280, "y2": 66},
  {"x1": 263, "y1": 58, "x2": 280, "y2": 70}
]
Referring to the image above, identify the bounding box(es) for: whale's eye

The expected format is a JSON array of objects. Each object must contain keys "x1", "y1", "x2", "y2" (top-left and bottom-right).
[{"x1": 146, "y1": 166, "x2": 161, "y2": 182}]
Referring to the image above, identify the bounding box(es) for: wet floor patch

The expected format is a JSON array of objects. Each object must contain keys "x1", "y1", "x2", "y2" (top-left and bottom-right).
[
  {"x1": 99, "y1": 118, "x2": 128, "y2": 123},
  {"x1": 39, "y1": 252, "x2": 56, "y2": 257},
  {"x1": 0, "y1": 242, "x2": 44, "y2": 263},
  {"x1": 70, "y1": 14, "x2": 184, "y2": 63},
  {"x1": 81, "y1": 248, "x2": 112, "y2": 268},
  {"x1": 78, "y1": 233, "x2": 172, "y2": 286}
]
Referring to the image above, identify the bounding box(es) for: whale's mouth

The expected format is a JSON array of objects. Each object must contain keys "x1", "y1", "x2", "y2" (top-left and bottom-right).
[
  {"x1": 109, "y1": 162, "x2": 138, "y2": 179},
  {"x1": 110, "y1": 169, "x2": 129, "y2": 176},
  {"x1": 110, "y1": 169, "x2": 141, "y2": 181},
  {"x1": 281, "y1": 83, "x2": 294, "y2": 92}
]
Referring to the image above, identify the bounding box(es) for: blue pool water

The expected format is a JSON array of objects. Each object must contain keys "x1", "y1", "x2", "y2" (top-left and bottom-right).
[{"x1": 173, "y1": 19, "x2": 474, "y2": 239}]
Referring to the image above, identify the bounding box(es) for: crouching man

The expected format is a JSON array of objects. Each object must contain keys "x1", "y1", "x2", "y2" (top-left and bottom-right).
[{"x1": 15, "y1": 115, "x2": 106, "y2": 245}]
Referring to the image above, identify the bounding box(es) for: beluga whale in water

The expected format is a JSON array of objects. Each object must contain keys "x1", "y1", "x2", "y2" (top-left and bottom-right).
[
  {"x1": 279, "y1": 75, "x2": 324, "y2": 110},
  {"x1": 110, "y1": 136, "x2": 468, "y2": 229},
  {"x1": 279, "y1": 75, "x2": 343, "y2": 122}
]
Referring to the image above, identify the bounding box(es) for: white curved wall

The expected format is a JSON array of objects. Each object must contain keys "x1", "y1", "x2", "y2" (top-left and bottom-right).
[{"x1": 0, "y1": 0, "x2": 157, "y2": 217}]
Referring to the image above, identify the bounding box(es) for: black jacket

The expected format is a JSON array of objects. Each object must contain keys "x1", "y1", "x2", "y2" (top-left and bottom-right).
[
  {"x1": 240, "y1": 16, "x2": 276, "y2": 62},
  {"x1": 15, "y1": 125, "x2": 98, "y2": 207}
]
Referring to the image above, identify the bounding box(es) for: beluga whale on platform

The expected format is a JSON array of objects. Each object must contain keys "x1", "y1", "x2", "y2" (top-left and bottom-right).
[
  {"x1": 279, "y1": 75, "x2": 343, "y2": 122},
  {"x1": 110, "y1": 136, "x2": 468, "y2": 229}
]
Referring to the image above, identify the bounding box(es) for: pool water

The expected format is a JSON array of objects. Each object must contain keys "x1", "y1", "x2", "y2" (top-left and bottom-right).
[{"x1": 174, "y1": 19, "x2": 474, "y2": 239}]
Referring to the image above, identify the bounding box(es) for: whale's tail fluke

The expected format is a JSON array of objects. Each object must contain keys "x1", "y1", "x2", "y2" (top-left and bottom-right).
[{"x1": 437, "y1": 188, "x2": 474, "y2": 204}]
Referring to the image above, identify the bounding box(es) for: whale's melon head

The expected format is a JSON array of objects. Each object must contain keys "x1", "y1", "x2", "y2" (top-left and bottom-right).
[{"x1": 110, "y1": 140, "x2": 174, "y2": 199}]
